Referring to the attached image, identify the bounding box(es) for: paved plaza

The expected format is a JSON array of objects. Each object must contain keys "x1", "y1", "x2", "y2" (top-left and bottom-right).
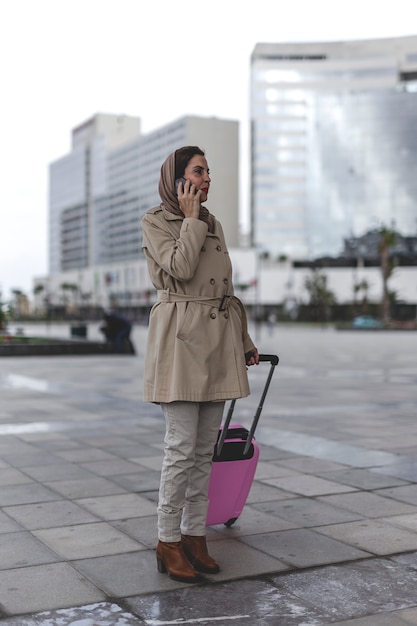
[{"x1": 0, "y1": 323, "x2": 417, "y2": 624}]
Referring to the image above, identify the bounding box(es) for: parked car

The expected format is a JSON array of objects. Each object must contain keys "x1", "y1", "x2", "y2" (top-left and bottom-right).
[{"x1": 352, "y1": 315, "x2": 384, "y2": 329}]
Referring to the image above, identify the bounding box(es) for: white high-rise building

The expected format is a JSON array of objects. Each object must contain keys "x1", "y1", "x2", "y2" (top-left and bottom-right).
[
  {"x1": 49, "y1": 114, "x2": 142, "y2": 274},
  {"x1": 49, "y1": 113, "x2": 239, "y2": 275},
  {"x1": 43, "y1": 113, "x2": 239, "y2": 310},
  {"x1": 250, "y1": 36, "x2": 417, "y2": 261}
]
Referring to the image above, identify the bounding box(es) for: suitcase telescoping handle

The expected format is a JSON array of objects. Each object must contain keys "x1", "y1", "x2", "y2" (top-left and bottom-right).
[{"x1": 216, "y1": 354, "x2": 279, "y2": 456}]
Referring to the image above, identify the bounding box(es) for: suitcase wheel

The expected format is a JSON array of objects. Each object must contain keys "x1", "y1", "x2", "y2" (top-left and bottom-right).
[{"x1": 225, "y1": 517, "x2": 238, "y2": 528}]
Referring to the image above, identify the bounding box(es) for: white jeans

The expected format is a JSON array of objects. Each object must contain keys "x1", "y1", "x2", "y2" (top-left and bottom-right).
[{"x1": 158, "y1": 401, "x2": 225, "y2": 542}]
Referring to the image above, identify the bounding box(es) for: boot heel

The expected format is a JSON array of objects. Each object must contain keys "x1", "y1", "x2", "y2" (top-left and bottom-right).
[
  {"x1": 157, "y1": 555, "x2": 167, "y2": 573},
  {"x1": 156, "y1": 540, "x2": 200, "y2": 583}
]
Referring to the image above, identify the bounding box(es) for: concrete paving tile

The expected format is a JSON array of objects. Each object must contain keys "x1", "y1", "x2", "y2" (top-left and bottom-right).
[
  {"x1": 384, "y1": 514, "x2": 417, "y2": 532},
  {"x1": 245, "y1": 481, "x2": 299, "y2": 504},
  {"x1": 19, "y1": 463, "x2": 95, "y2": 482},
  {"x1": 375, "y1": 484, "x2": 417, "y2": 506},
  {"x1": 110, "y1": 472, "x2": 161, "y2": 493},
  {"x1": 33, "y1": 522, "x2": 145, "y2": 559},
  {"x1": 81, "y1": 435, "x2": 145, "y2": 448},
  {"x1": 106, "y1": 444, "x2": 159, "y2": 460},
  {"x1": 0, "y1": 468, "x2": 34, "y2": 486},
  {"x1": 200, "y1": 538, "x2": 289, "y2": 581},
  {"x1": 130, "y1": 454, "x2": 163, "y2": 471},
  {"x1": 390, "y1": 447, "x2": 417, "y2": 458},
  {"x1": 256, "y1": 426, "x2": 401, "y2": 468},
  {"x1": 139, "y1": 490, "x2": 158, "y2": 504},
  {"x1": 28, "y1": 438, "x2": 83, "y2": 451},
  {"x1": 111, "y1": 516, "x2": 158, "y2": 548},
  {"x1": 399, "y1": 607, "x2": 417, "y2": 625},
  {"x1": 0, "y1": 531, "x2": 59, "y2": 569},
  {"x1": 74, "y1": 493, "x2": 156, "y2": 520},
  {"x1": 391, "y1": 550, "x2": 417, "y2": 569},
  {"x1": 0, "y1": 603, "x2": 145, "y2": 626},
  {"x1": 261, "y1": 474, "x2": 357, "y2": 496},
  {"x1": 253, "y1": 460, "x2": 299, "y2": 479},
  {"x1": 241, "y1": 528, "x2": 369, "y2": 568},
  {"x1": 122, "y1": 429, "x2": 164, "y2": 442},
  {"x1": 210, "y1": 505, "x2": 300, "y2": 536},
  {"x1": 318, "y1": 468, "x2": 409, "y2": 490},
  {"x1": 272, "y1": 558, "x2": 417, "y2": 623},
  {"x1": 3, "y1": 453, "x2": 70, "y2": 468},
  {"x1": 126, "y1": 577, "x2": 329, "y2": 625},
  {"x1": 313, "y1": 612, "x2": 411, "y2": 625},
  {"x1": 4, "y1": 500, "x2": 99, "y2": 530},
  {"x1": 146, "y1": 435, "x2": 164, "y2": 448},
  {"x1": 55, "y1": 448, "x2": 120, "y2": 462},
  {"x1": 0, "y1": 483, "x2": 60, "y2": 506},
  {"x1": 316, "y1": 519, "x2": 417, "y2": 555},
  {"x1": 0, "y1": 440, "x2": 41, "y2": 457},
  {"x1": 276, "y1": 456, "x2": 349, "y2": 474},
  {"x1": 79, "y1": 459, "x2": 146, "y2": 477},
  {"x1": 0, "y1": 563, "x2": 105, "y2": 614},
  {"x1": 17, "y1": 432, "x2": 71, "y2": 443},
  {"x1": 44, "y1": 477, "x2": 127, "y2": 498},
  {"x1": 319, "y1": 491, "x2": 417, "y2": 518},
  {"x1": 366, "y1": 434, "x2": 417, "y2": 449},
  {"x1": 0, "y1": 511, "x2": 23, "y2": 533},
  {"x1": 72, "y1": 550, "x2": 201, "y2": 597},
  {"x1": 372, "y1": 462, "x2": 417, "y2": 482},
  {"x1": 254, "y1": 444, "x2": 296, "y2": 462},
  {"x1": 253, "y1": 497, "x2": 362, "y2": 527}
]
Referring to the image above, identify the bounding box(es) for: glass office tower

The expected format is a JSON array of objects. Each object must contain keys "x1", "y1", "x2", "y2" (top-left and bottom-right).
[{"x1": 251, "y1": 36, "x2": 417, "y2": 260}]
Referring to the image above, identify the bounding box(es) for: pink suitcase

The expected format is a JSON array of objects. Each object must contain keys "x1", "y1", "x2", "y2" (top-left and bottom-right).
[{"x1": 206, "y1": 354, "x2": 279, "y2": 527}]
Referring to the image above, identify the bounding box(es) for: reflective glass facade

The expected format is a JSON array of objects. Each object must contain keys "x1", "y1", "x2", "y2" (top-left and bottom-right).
[{"x1": 251, "y1": 36, "x2": 417, "y2": 260}]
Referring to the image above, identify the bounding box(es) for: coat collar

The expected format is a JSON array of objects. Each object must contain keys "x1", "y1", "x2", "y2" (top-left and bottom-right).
[{"x1": 159, "y1": 204, "x2": 217, "y2": 236}]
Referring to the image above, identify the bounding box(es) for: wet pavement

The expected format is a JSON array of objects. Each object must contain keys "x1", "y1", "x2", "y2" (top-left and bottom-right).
[{"x1": 0, "y1": 323, "x2": 417, "y2": 625}]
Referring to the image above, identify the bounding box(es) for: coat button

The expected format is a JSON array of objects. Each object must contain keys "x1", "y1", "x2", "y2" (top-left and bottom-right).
[
  {"x1": 216, "y1": 245, "x2": 222, "y2": 251},
  {"x1": 223, "y1": 278, "x2": 228, "y2": 284},
  {"x1": 210, "y1": 313, "x2": 216, "y2": 319},
  {"x1": 201, "y1": 246, "x2": 206, "y2": 252},
  {"x1": 210, "y1": 278, "x2": 215, "y2": 285},
  {"x1": 224, "y1": 313, "x2": 229, "y2": 319}
]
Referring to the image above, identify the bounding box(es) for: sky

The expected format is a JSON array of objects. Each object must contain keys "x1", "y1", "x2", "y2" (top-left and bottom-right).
[{"x1": 0, "y1": 0, "x2": 415, "y2": 300}]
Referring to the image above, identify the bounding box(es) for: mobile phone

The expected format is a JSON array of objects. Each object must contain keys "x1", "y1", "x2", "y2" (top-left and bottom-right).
[{"x1": 175, "y1": 178, "x2": 198, "y2": 195}]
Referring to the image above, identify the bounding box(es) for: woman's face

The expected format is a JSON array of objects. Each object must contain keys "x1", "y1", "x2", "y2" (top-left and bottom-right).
[{"x1": 183, "y1": 155, "x2": 211, "y2": 202}]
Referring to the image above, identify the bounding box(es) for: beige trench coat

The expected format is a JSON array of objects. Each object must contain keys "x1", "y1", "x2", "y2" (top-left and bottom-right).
[{"x1": 142, "y1": 205, "x2": 256, "y2": 403}]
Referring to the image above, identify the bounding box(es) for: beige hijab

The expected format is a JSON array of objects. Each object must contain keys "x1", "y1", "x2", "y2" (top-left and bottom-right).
[{"x1": 158, "y1": 150, "x2": 215, "y2": 234}]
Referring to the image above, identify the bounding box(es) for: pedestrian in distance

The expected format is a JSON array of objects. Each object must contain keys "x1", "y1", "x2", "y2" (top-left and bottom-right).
[
  {"x1": 141, "y1": 146, "x2": 259, "y2": 583},
  {"x1": 99, "y1": 310, "x2": 135, "y2": 353}
]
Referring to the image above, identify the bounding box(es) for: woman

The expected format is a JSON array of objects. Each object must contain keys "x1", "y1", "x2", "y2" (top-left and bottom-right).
[{"x1": 142, "y1": 146, "x2": 259, "y2": 583}]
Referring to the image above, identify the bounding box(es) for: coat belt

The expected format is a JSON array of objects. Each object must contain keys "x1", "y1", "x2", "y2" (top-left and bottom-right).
[
  {"x1": 156, "y1": 290, "x2": 249, "y2": 336},
  {"x1": 157, "y1": 289, "x2": 230, "y2": 310}
]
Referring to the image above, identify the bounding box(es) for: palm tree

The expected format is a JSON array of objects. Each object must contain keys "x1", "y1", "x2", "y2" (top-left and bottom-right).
[
  {"x1": 60, "y1": 283, "x2": 79, "y2": 306},
  {"x1": 304, "y1": 268, "x2": 337, "y2": 322},
  {"x1": 353, "y1": 278, "x2": 370, "y2": 314},
  {"x1": 33, "y1": 284, "x2": 45, "y2": 296},
  {"x1": 378, "y1": 226, "x2": 396, "y2": 325},
  {"x1": 0, "y1": 302, "x2": 7, "y2": 330}
]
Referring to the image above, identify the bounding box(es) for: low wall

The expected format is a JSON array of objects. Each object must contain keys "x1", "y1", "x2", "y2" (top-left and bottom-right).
[{"x1": 0, "y1": 341, "x2": 132, "y2": 357}]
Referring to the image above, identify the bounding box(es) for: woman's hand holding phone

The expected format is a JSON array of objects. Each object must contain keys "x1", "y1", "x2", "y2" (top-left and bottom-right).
[{"x1": 175, "y1": 178, "x2": 201, "y2": 219}]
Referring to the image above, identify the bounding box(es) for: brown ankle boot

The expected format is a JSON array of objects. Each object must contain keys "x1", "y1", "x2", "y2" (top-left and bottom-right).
[
  {"x1": 156, "y1": 540, "x2": 201, "y2": 583},
  {"x1": 181, "y1": 534, "x2": 220, "y2": 574}
]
